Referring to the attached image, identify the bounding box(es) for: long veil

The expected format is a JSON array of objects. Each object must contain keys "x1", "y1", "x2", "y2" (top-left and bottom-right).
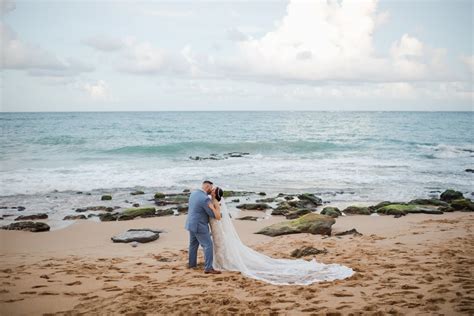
[{"x1": 211, "y1": 199, "x2": 354, "y2": 285}]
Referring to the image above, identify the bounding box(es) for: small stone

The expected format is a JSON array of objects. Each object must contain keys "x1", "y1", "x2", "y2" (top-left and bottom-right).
[{"x1": 101, "y1": 195, "x2": 112, "y2": 201}]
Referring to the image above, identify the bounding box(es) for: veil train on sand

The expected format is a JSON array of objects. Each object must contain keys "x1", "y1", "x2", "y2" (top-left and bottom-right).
[{"x1": 211, "y1": 200, "x2": 354, "y2": 285}]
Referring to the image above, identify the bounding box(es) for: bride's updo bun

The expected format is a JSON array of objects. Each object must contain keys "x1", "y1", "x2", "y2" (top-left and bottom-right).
[{"x1": 215, "y1": 187, "x2": 224, "y2": 201}]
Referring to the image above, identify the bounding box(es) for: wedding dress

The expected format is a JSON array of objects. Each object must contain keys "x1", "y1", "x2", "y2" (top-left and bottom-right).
[{"x1": 209, "y1": 200, "x2": 354, "y2": 285}]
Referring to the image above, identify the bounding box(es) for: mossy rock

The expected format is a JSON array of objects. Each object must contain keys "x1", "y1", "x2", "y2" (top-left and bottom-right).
[
  {"x1": 450, "y1": 198, "x2": 474, "y2": 211},
  {"x1": 63, "y1": 214, "x2": 87, "y2": 220},
  {"x1": 285, "y1": 208, "x2": 312, "y2": 219},
  {"x1": 222, "y1": 190, "x2": 254, "y2": 198},
  {"x1": 321, "y1": 207, "x2": 342, "y2": 218},
  {"x1": 408, "y1": 198, "x2": 448, "y2": 207},
  {"x1": 154, "y1": 192, "x2": 166, "y2": 199},
  {"x1": 236, "y1": 203, "x2": 271, "y2": 211},
  {"x1": 101, "y1": 195, "x2": 112, "y2": 201},
  {"x1": 297, "y1": 193, "x2": 322, "y2": 206},
  {"x1": 156, "y1": 208, "x2": 175, "y2": 217},
  {"x1": 118, "y1": 207, "x2": 156, "y2": 220},
  {"x1": 440, "y1": 189, "x2": 464, "y2": 202},
  {"x1": 256, "y1": 197, "x2": 276, "y2": 203},
  {"x1": 370, "y1": 201, "x2": 404, "y2": 211},
  {"x1": 99, "y1": 213, "x2": 119, "y2": 221},
  {"x1": 342, "y1": 206, "x2": 371, "y2": 215},
  {"x1": 256, "y1": 213, "x2": 335, "y2": 237},
  {"x1": 377, "y1": 204, "x2": 443, "y2": 215},
  {"x1": 131, "y1": 190, "x2": 145, "y2": 195}
]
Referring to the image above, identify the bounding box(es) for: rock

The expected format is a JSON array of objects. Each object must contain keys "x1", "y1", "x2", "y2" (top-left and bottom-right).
[
  {"x1": 256, "y1": 213, "x2": 335, "y2": 237},
  {"x1": 63, "y1": 214, "x2": 87, "y2": 220},
  {"x1": 320, "y1": 207, "x2": 342, "y2": 218},
  {"x1": 101, "y1": 195, "x2": 112, "y2": 201},
  {"x1": 256, "y1": 197, "x2": 276, "y2": 203},
  {"x1": 465, "y1": 168, "x2": 474, "y2": 173},
  {"x1": 285, "y1": 208, "x2": 312, "y2": 219},
  {"x1": 222, "y1": 190, "x2": 254, "y2": 198},
  {"x1": 154, "y1": 194, "x2": 189, "y2": 206},
  {"x1": 291, "y1": 247, "x2": 327, "y2": 258},
  {"x1": 176, "y1": 204, "x2": 188, "y2": 214},
  {"x1": 14, "y1": 213, "x2": 48, "y2": 221},
  {"x1": 440, "y1": 189, "x2": 464, "y2": 202},
  {"x1": 2, "y1": 221, "x2": 50, "y2": 232},
  {"x1": 258, "y1": 192, "x2": 266, "y2": 196},
  {"x1": 76, "y1": 206, "x2": 114, "y2": 212},
  {"x1": 335, "y1": 228, "x2": 362, "y2": 236},
  {"x1": 183, "y1": 189, "x2": 190, "y2": 193},
  {"x1": 342, "y1": 206, "x2": 371, "y2": 215},
  {"x1": 118, "y1": 207, "x2": 157, "y2": 221},
  {"x1": 271, "y1": 202, "x2": 294, "y2": 216},
  {"x1": 111, "y1": 229, "x2": 161, "y2": 243},
  {"x1": 236, "y1": 203, "x2": 270, "y2": 211},
  {"x1": 17, "y1": 206, "x2": 26, "y2": 212},
  {"x1": 131, "y1": 190, "x2": 145, "y2": 195},
  {"x1": 231, "y1": 199, "x2": 240, "y2": 203},
  {"x1": 99, "y1": 213, "x2": 119, "y2": 221},
  {"x1": 408, "y1": 199, "x2": 448, "y2": 207},
  {"x1": 377, "y1": 204, "x2": 443, "y2": 215},
  {"x1": 156, "y1": 208, "x2": 175, "y2": 217},
  {"x1": 297, "y1": 193, "x2": 323, "y2": 206},
  {"x1": 154, "y1": 192, "x2": 166, "y2": 199},
  {"x1": 450, "y1": 198, "x2": 474, "y2": 212},
  {"x1": 236, "y1": 216, "x2": 260, "y2": 221},
  {"x1": 369, "y1": 201, "x2": 402, "y2": 211},
  {"x1": 132, "y1": 203, "x2": 140, "y2": 207}
]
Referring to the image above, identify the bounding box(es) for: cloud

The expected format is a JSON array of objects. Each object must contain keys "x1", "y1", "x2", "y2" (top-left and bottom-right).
[
  {"x1": 82, "y1": 36, "x2": 124, "y2": 52},
  {"x1": 209, "y1": 0, "x2": 454, "y2": 84},
  {"x1": 460, "y1": 55, "x2": 474, "y2": 73},
  {"x1": 142, "y1": 9, "x2": 193, "y2": 18},
  {"x1": 227, "y1": 28, "x2": 249, "y2": 42},
  {"x1": 0, "y1": 0, "x2": 15, "y2": 15},
  {"x1": 83, "y1": 80, "x2": 110, "y2": 100},
  {"x1": 1, "y1": 21, "x2": 93, "y2": 77}
]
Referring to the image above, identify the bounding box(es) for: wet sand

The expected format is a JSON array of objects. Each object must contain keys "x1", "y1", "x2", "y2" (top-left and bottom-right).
[{"x1": 1, "y1": 212, "x2": 473, "y2": 315}]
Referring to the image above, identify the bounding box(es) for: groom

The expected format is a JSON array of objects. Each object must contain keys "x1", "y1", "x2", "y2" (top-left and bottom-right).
[{"x1": 185, "y1": 180, "x2": 221, "y2": 274}]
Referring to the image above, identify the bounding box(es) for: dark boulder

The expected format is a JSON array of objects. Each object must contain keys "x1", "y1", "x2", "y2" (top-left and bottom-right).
[
  {"x1": 15, "y1": 213, "x2": 48, "y2": 221},
  {"x1": 320, "y1": 207, "x2": 342, "y2": 218},
  {"x1": 236, "y1": 203, "x2": 271, "y2": 211},
  {"x1": 2, "y1": 221, "x2": 50, "y2": 232},
  {"x1": 440, "y1": 189, "x2": 464, "y2": 202},
  {"x1": 256, "y1": 213, "x2": 335, "y2": 237},
  {"x1": 291, "y1": 247, "x2": 328, "y2": 258},
  {"x1": 111, "y1": 229, "x2": 161, "y2": 243}
]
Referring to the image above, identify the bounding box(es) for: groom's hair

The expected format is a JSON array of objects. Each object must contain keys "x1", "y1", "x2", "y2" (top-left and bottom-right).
[{"x1": 203, "y1": 180, "x2": 213, "y2": 185}]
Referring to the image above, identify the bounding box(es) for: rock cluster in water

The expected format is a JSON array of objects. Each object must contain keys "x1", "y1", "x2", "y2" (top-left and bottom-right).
[{"x1": 189, "y1": 152, "x2": 250, "y2": 161}]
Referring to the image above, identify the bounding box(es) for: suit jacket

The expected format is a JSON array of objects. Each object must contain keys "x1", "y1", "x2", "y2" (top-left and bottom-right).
[{"x1": 185, "y1": 189, "x2": 215, "y2": 234}]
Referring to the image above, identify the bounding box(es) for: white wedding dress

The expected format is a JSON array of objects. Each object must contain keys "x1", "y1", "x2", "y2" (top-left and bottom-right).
[{"x1": 209, "y1": 200, "x2": 354, "y2": 285}]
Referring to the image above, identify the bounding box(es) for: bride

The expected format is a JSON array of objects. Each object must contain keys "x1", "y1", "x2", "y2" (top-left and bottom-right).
[{"x1": 207, "y1": 187, "x2": 354, "y2": 286}]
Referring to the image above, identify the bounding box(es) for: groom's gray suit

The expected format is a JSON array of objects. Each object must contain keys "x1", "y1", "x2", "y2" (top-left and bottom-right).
[{"x1": 185, "y1": 189, "x2": 216, "y2": 270}]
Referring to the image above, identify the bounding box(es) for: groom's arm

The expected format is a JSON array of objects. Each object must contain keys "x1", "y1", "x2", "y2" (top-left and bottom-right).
[{"x1": 204, "y1": 198, "x2": 216, "y2": 219}]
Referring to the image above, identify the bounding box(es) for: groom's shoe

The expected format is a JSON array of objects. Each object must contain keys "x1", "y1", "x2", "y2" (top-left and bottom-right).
[{"x1": 204, "y1": 269, "x2": 222, "y2": 274}]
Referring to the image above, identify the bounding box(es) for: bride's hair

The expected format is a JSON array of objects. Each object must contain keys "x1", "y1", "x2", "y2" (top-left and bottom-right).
[{"x1": 215, "y1": 187, "x2": 224, "y2": 201}]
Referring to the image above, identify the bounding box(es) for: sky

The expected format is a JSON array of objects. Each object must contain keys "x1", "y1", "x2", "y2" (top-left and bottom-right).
[{"x1": 1, "y1": 0, "x2": 473, "y2": 111}]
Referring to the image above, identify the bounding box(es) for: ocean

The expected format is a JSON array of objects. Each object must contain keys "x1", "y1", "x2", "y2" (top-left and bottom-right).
[{"x1": 0, "y1": 111, "x2": 473, "y2": 222}]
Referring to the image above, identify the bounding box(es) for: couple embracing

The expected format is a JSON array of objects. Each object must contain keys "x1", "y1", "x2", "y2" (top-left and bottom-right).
[{"x1": 185, "y1": 180, "x2": 355, "y2": 285}]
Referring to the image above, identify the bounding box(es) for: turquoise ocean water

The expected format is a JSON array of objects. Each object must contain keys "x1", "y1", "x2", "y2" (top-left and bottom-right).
[{"x1": 1, "y1": 111, "x2": 473, "y2": 201}]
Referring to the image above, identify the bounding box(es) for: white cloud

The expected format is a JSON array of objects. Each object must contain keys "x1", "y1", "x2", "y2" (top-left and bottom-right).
[
  {"x1": 82, "y1": 36, "x2": 124, "y2": 52},
  {"x1": 460, "y1": 55, "x2": 474, "y2": 73},
  {"x1": 83, "y1": 80, "x2": 110, "y2": 100},
  {"x1": 0, "y1": 0, "x2": 15, "y2": 15},
  {"x1": 142, "y1": 9, "x2": 193, "y2": 18},
  {"x1": 210, "y1": 0, "x2": 452, "y2": 84},
  {"x1": 1, "y1": 21, "x2": 93, "y2": 77}
]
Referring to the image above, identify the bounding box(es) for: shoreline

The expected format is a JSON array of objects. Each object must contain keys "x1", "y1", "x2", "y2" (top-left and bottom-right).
[{"x1": 1, "y1": 212, "x2": 473, "y2": 314}]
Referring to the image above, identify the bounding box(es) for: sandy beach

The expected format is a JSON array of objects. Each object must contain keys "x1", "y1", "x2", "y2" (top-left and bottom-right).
[{"x1": 1, "y1": 210, "x2": 473, "y2": 315}]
